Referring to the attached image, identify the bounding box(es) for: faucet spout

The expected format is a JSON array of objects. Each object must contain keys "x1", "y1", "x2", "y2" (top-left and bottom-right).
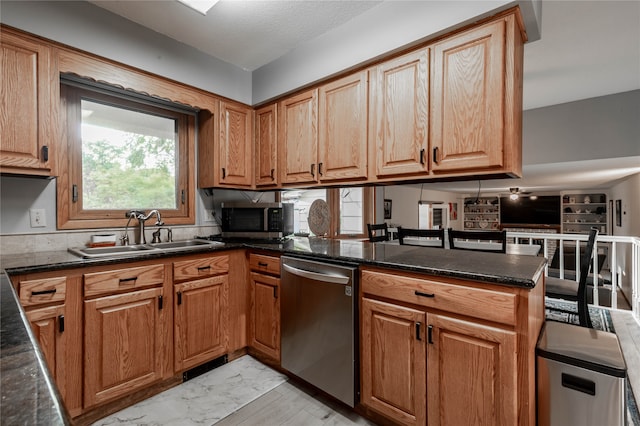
[{"x1": 128, "y1": 210, "x2": 164, "y2": 245}]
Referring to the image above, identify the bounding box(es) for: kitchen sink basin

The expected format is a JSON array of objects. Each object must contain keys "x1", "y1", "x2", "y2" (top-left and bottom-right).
[
  {"x1": 147, "y1": 239, "x2": 221, "y2": 250},
  {"x1": 68, "y1": 239, "x2": 223, "y2": 259}
]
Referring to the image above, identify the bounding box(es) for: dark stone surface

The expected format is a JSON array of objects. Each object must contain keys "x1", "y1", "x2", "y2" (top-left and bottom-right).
[{"x1": 0, "y1": 274, "x2": 70, "y2": 425}]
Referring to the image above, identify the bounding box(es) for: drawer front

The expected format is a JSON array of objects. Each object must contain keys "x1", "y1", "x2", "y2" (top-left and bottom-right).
[
  {"x1": 249, "y1": 254, "x2": 280, "y2": 276},
  {"x1": 361, "y1": 269, "x2": 516, "y2": 325},
  {"x1": 84, "y1": 264, "x2": 165, "y2": 298},
  {"x1": 173, "y1": 255, "x2": 229, "y2": 281},
  {"x1": 19, "y1": 277, "x2": 67, "y2": 307}
]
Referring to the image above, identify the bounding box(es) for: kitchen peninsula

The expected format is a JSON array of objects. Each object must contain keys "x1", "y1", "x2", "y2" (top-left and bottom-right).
[{"x1": 1, "y1": 238, "x2": 546, "y2": 425}]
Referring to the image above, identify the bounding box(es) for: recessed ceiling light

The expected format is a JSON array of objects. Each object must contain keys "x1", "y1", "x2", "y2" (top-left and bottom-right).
[{"x1": 176, "y1": 0, "x2": 220, "y2": 15}]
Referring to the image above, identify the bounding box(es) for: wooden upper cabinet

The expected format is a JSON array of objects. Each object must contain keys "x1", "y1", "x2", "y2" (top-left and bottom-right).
[
  {"x1": 0, "y1": 29, "x2": 55, "y2": 176},
  {"x1": 278, "y1": 89, "x2": 318, "y2": 185},
  {"x1": 255, "y1": 104, "x2": 278, "y2": 187},
  {"x1": 218, "y1": 100, "x2": 253, "y2": 187},
  {"x1": 431, "y1": 14, "x2": 523, "y2": 175},
  {"x1": 318, "y1": 71, "x2": 368, "y2": 181},
  {"x1": 373, "y1": 48, "x2": 430, "y2": 178}
]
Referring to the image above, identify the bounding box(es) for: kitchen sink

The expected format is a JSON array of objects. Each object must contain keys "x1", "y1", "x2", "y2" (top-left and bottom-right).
[{"x1": 68, "y1": 239, "x2": 223, "y2": 259}]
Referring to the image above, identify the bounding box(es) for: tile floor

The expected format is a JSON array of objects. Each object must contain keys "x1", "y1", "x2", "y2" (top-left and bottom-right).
[{"x1": 94, "y1": 312, "x2": 639, "y2": 426}]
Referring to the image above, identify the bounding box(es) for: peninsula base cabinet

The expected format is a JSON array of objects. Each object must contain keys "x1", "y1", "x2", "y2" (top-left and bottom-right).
[{"x1": 359, "y1": 267, "x2": 543, "y2": 426}]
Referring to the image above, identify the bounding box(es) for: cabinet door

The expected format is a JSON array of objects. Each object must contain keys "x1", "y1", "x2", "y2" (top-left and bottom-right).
[
  {"x1": 431, "y1": 19, "x2": 505, "y2": 173},
  {"x1": 174, "y1": 275, "x2": 228, "y2": 372},
  {"x1": 249, "y1": 272, "x2": 280, "y2": 361},
  {"x1": 218, "y1": 101, "x2": 253, "y2": 186},
  {"x1": 361, "y1": 297, "x2": 426, "y2": 426},
  {"x1": 373, "y1": 48, "x2": 429, "y2": 178},
  {"x1": 0, "y1": 31, "x2": 54, "y2": 176},
  {"x1": 255, "y1": 104, "x2": 278, "y2": 187},
  {"x1": 278, "y1": 88, "x2": 318, "y2": 185},
  {"x1": 84, "y1": 287, "x2": 164, "y2": 407},
  {"x1": 427, "y1": 314, "x2": 517, "y2": 426},
  {"x1": 27, "y1": 305, "x2": 66, "y2": 382},
  {"x1": 318, "y1": 71, "x2": 368, "y2": 181}
]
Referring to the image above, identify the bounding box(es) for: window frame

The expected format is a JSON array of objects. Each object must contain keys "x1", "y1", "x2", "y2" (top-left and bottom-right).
[
  {"x1": 281, "y1": 187, "x2": 373, "y2": 239},
  {"x1": 58, "y1": 83, "x2": 196, "y2": 229}
]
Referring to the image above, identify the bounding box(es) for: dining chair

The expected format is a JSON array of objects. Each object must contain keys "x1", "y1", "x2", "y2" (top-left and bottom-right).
[
  {"x1": 397, "y1": 227, "x2": 445, "y2": 248},
  {"x1": 448, "y1": 229, "x2": 507, "y2": 253},
  {"x1": 545, "y1": 227, "x2": 599, "y2": 328},
  {"x1": 367, "y1": 223, "x2": 389, "y2": 242}
]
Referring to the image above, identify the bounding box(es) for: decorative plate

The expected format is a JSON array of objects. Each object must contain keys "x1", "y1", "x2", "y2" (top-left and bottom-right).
[
  {"x1": 308, "y1": 199, "x2": 330, "y2": 236},
  {"x1": 478, "y1": 219, "x2": 489, "y2": 229}
]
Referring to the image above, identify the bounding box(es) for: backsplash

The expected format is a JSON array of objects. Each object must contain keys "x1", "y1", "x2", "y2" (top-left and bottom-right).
[{"x1": 0, "y1": 225, "x2": 220, "y2": 256}]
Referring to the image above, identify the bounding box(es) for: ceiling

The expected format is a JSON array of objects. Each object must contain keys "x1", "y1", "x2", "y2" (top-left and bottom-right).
[{"x1": 88, "y1": 0, "x2": 640, "y2": 195}]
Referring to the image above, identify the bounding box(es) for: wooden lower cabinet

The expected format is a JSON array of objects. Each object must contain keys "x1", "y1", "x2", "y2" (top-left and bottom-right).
[
  {"x1": 427, "y1": 314, "x2": 517, "y2": 426},
  {"x1": 174, "y1": 275, "x2": 229, "y2": 371},
  {"x1": 84, "y1": 287, "x2": 165, "y2": 408},
  {"x1": 26, "y1": 304, "x2": 66, "y2": 384},
  {"x1": 361, "y1": 297, "x2": 426, "y2": 426},
  {"x1": 360, "y1": 267, "x2": 542, "y2": 426},
  {"x1": 249, "y1": 272, "x2": 280, "y2": 360}
]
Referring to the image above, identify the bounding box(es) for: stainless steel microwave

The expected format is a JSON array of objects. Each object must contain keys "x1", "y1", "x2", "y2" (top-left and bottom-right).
[{"x1": 220, "y1": 202, "x2": 294, "y2": 239}]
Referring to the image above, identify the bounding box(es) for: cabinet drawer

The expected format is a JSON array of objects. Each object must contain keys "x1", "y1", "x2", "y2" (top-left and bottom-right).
[
  {"x1": 173, "y1": 255, "x2": 229, "y2": 281},
  {"x1": 19, "y1": 277, "x2": 67, "y2": 307},
  {"x1": 361, "y1": 269, "x2": 516, "y2": 325},
  {"x1": 249, "y1": 254, "x2": 280, "y2": 276},
  {"x1": 84, "y1": 264, "x2": 164, "y2": 298}
]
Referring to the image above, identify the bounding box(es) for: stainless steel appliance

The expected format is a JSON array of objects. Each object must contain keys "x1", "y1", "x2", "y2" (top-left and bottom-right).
[
  {"x1": 281, "y1": 256, "x2": 358, "y2": 407},
  {"x1": 537, "y1": 321, "x2": 627, "y2": 426},
  {"x1": 220, "y1": 202, "x2": 293, "y2": 239}
]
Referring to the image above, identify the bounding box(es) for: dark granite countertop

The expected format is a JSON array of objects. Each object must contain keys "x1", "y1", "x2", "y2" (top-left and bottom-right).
[
  {"x1": 0, "y1": 237, "x2": 546, "y2": 425},
  {"x1": 0, "y1": 274, "x2": 70, "y2": 425}
]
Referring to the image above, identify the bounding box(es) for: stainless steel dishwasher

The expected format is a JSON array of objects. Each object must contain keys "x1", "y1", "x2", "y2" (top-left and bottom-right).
[{"x1": 281, "y1": 255, "x2": 358, "y2": 407}]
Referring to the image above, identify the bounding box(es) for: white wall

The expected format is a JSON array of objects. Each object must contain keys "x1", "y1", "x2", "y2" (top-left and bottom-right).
[
  {"x1": 0, "y1": 1, "x2": 252, "y2": 104},
  {"x1": 382, "y1": 184, "x2": 464, "y2": 230}
]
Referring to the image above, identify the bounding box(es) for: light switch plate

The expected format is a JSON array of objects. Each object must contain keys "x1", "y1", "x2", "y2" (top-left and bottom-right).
[{"x1": 30, "y1": 208, "x2": 47, "y2": 227}]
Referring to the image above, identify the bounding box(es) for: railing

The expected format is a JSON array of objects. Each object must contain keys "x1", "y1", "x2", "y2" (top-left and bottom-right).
[{"x1": 507, "y1": 231, "x2": 640, "y2": 323}]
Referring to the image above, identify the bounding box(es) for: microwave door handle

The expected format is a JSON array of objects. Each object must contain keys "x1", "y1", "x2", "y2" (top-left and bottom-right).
[
  {"x1": 282, "y1": 264, "x2": 350, "y2": 285},
  {"x1": 264, "y1": 208, "x2": 269, "y2": 231}
]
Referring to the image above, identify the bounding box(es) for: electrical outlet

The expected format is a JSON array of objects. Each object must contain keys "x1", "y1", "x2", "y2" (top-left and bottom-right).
[{"x1": 30, "y1": 208, "x2": 47, "y2": 228}]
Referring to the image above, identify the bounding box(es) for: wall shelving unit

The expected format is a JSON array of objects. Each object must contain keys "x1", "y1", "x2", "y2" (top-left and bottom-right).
[
  {"x1": 562, "y1": 193, "x2": 607, "y2": 235},
  {"x1": 463, "y1": 197, "x2": 500, "y2": 230}
]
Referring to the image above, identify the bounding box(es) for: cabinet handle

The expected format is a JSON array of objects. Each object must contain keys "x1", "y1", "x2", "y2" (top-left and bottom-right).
[
  {"x1": 310, "y1": 163, "x2": 315, "y2": 177},
  {"x1": 420, "y1": 148, "x2": 425, "y2": 165},
  {"x1": 433, "y1": 147, "x2": 440, "y2": 164},
  {"x1": 318, "y1": 162, "x2": 323, "y2": 176},
  {"x1": 158, "y1": 295, "x2": 163, "y2": 310},
  {"x1": 416, "y1": 322, "x2": 422, "y2": 341},
  {"x1": 428, "y1": 325, "x2": 434, "y2": 344},
  {"x1": 414, "y1": 290, "x2": 435, "y2": 298},
  {"x1": 222, "y1": 168, "x2": 226, "y2": 179},
  {"x1": 31, "y1": 289, "x2": 57, "y2": 296},
  {"x1": 258, "y1": 262, "x2": 268, "y2": 267},
  {"x1": 273, "y1": 286, "x2": 278, "y2": 299},
  {"x1": 177, "y1": 291, "x2": 182, "y2": 306},
  {"x1": 119, "y1": 277, "x2": 137, "y2": 285},
  {"x1": 181, "y1": 189, "x2": 186, "y2": 205},
  {"x1": 270, "y1": 168, "x2": 275, "y2": 180},
  {"x1": 42, "y1": 146, "x2": 49, "y2": 162},
  {"x1": 197, "y1": 266, "x2": 211, "y2": 271},
  {"x1": 58, "y1": 315, "x2": 65, "y2": 333},
  {"x1": 72, "y1": 184, "x2": 78, "y2": 203}
]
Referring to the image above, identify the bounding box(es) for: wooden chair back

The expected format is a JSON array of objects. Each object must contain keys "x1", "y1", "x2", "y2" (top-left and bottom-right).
[
  {"x1": 367, "y1": 223, "x2": 389, "y2": 242},
  {"x1": 397, "y1": 227, "x2": 445, "y2": 248},
  {"x1": 448, "y1": 229, "x2": 507, "y2": 253}
]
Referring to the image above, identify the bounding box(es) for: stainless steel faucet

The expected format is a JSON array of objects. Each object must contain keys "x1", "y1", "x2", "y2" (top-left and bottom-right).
[{"x1": 127, "y1": 210, "x2": 164, "y2": 244}]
